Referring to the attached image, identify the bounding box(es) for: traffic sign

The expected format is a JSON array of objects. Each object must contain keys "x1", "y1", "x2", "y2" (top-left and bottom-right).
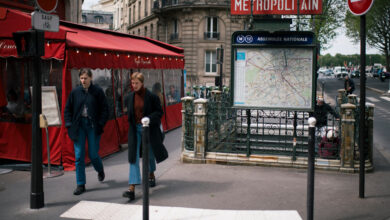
[
  {"x1": 348, "y1": 0, "x2": 374, "y2": 16},
  {"x1": 36, "y1": 0, "x2": 58, "y2": 13},
  {"x1": 32, "y1": 11, "x2": 59, "y2": 32}
]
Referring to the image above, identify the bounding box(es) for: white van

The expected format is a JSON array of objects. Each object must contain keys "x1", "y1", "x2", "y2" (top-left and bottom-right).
[{"x1": 333, "y1": 66, "x2": 348, "y2": 78}]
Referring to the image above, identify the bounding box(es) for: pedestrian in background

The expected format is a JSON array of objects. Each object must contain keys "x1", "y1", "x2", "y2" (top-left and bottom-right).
[
  {"x1": 123, "y1": 72, "x2": 168, "y2": 201},
  {"x1": 152, "y1": 82, "x2": 164, "y2": 108},
  {"x1": 152, "y1": 82, "x2": 165, "y2": 140},
  {"x1": 311, "y1": 96, "x2": 340, "y2": 152},
  {"x1": 64, "y1": 68, "x2": 109, "y2": 195},
  {"x1": 319, "y1": 129, "x2": 340, "y2": 158},
  {"x1": 167, "y1": 85, "x2": 180, "y2": 104},
  {"x1": 344, "y1": 75, "x2": 355, "y2": 95}
]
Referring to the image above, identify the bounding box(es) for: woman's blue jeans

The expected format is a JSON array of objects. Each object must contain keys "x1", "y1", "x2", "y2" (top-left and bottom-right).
[
  {"x1": 128, "y1": 124, "x2": 156, "y2": 185},
  {"x1": 74, "y1": 117, "x2": 104, "y2": 186}
]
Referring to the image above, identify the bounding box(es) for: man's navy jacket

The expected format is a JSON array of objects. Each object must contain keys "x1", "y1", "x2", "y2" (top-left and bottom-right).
[{"x1": 64, "y1": 83, "x2": 109, "y2": 141}]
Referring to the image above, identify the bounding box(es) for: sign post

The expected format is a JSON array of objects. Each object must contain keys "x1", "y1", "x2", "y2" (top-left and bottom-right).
[
  {"x1": 348, "y1": 0, "x2": 374, "y2": 15},
  {"x1": 348, "y1": 0, "x2": 374, "y2": 199},
  {"x1": 231, "y1": 0, "x2": 323, "y2": 15},
  {"x1": 32, "y1": 0, "x2": 59, "y2": 32},
  {"x1": 30, "y1": 0, "x2": 59, "y2": 209},
  {"x1": 31, "y1": 11, "x2": 59, "y2": 32},
  {"x1": 217, "y1": 45, "x2": 224, "y2": 91},
  {"x1": 231, "y1": 31, "x2": 316, "y2": 111}
]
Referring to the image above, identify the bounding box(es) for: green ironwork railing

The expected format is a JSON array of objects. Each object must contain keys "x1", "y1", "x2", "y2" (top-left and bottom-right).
[
  {"x1": 204, "y1": 91, "x2": 340, "y2": 159},
  {"x1": 183, "y1": 100, "x2": 194, "y2": 151}
]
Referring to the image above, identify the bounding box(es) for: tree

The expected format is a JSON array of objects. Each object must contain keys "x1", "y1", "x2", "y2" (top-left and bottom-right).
[
  {"x1": 345, "y1": 0, "x2": 390, "y2": 72},
  {"x1": 319, "y1": 53, "x2": 384, "y2": 67},
  {"x1": 286, "y1": 0, "x2": 346, "y2": 52},
  {"x1": 313, "y1": 0, "x2": 346, "y2": 53}
]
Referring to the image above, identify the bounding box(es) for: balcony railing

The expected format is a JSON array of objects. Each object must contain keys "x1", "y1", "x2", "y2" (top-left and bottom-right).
[
  {"x1": 170, "y1": 33, "x2": 179, "y2": 40},
  {"x1": 204, "y1": 32, "x2": 220, "y2": 40}
]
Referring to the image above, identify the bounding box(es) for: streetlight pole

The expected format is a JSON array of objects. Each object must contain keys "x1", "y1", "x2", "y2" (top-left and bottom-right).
[
  {"x1": 307, "y1": 117, "x2": 316, "y2": 220},
  {"x1": 141, "y1": 117, "x2": 150, "y2": 220},
  {"x1": 359, "y1": 14, "x2": 366, "y2": 199}
]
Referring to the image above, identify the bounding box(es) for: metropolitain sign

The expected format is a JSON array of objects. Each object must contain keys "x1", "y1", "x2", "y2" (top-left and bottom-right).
[{"x1": 231, "y1": 0, "x2": 323, "y2": 15}]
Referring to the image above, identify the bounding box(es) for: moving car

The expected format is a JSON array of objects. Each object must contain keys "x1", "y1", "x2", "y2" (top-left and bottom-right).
[
  {"x1": 324, "y1": 69, "x2": 333, "y2": 76},
  {"x1": 351, "y1": 70, "x2": 360, "y2": 78},
  {"x1": 317, "y1": 67, "x2": 327, "y2": 74},
  {"x1": 333, "y1": 66, "x2": 348, "y2": 78}
]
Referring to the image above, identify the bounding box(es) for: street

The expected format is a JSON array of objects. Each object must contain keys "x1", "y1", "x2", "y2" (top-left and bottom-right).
[
  {"x1": 318, "y1": 75, "x2": 390, "y2": 165},
  {"x1": 0, "y1": 76, "x2": 390, "y2": 220}
]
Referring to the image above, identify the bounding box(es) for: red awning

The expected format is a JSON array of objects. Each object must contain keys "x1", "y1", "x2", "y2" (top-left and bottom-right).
[
  {"x1": 0, "y1": 7, "x2": 67, "y2": 59},
  {"x1": 64, "y1": 27, "x2": 184, "y2": 69},
  {"x1": 0, "y1": 7, "x2": 185, "y2": 69}
]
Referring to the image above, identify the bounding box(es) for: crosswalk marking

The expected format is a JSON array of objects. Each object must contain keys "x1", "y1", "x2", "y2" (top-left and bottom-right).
[
  {"x1": 61, "y1": 200, "x2": 302, "y2": 220},
  {"x1": 380, "y1": 96, "x2": 390, "y2": 102},
  {"x1": 367, "y1": 97, "x2": 380, "y2": 102}
]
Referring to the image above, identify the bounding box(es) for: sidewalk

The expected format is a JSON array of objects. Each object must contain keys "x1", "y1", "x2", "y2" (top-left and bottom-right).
[{"x1": 1, "y1": 128, "x2": 390, "y2": 220}]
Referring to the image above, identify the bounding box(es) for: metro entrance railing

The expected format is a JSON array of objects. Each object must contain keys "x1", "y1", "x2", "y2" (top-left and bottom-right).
[{"x1": 181, "y1": 89, "x2": 374, "y2": 172}]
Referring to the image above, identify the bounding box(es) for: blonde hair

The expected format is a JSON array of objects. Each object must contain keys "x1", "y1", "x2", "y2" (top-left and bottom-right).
[{"x1": 131, "y1": 72, "x2": 144, "y2": 83}]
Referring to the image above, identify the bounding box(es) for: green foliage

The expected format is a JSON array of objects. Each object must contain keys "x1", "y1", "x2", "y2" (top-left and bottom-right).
[
  {"x1": 286, "y1": 0, "x2": 346, "y2": 52},
  {"x1": 319, "y1": 53, "x2": 386, "y2": 67},
  {"x1": 344, "y1": 0, "x2": 390, "y2": 70},
  {"x1": 313, "y1": 0, "x2": 346, "y2": 52}
]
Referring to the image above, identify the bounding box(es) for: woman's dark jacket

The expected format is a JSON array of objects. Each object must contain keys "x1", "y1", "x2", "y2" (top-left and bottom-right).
[
  {"x1": 127, "y1": 88, "x2": 168, "y2": 164},
  {"x1": 64, "y1": 83, "x2": 109, "y2": 141}
]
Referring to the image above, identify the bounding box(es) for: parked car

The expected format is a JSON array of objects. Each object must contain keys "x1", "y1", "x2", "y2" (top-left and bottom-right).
[
  {"x1": 324, "y1": 69, "x2": 333, "y2": 76},
  {"x1": 317, "y1": 67, "x2": 327, "y2": 74},
  {"x1": 351, "y1": 70, "x2": 360, "y2": 78},
  {"x1": 333, "y1": 66, "x2": 348, "y2": 78}
]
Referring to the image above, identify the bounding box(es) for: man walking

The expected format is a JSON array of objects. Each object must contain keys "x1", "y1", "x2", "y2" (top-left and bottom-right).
[
  {"x1": 64, "y1": 68, "x2": 109, "y2": 195},
  {"x1": 344, "y1": 75, "x2": 355, "y2": 95}
]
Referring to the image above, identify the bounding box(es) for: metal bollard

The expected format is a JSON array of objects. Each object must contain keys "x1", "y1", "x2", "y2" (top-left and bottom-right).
[
  {"x1": 307, "y1": 117, "x2": 316, "y2": 220},
  {"x1": 141, "y1": 117, "x2": 150, "y2": 220}
]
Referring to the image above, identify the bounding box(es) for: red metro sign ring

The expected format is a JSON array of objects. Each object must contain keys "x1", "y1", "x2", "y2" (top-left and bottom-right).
[
  {"x1": 36, "y1": 0, "x2": 58, "y2": 13},
  {"x1": 348, "y1": 0, "x2": 374, "y2": 16}
]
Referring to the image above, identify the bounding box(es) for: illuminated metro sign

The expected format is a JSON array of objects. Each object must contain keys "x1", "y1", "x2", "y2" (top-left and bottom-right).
[
  {"x1": 231, "y1": 0, "x2": 323, "y2": 15},
  {"x1": 233, "y1": 31, "x2": 315, "y2": 45}
]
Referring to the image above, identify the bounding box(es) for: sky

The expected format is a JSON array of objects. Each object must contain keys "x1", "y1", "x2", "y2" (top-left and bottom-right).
[
  {"x1": 82, "y1": 0, "x2": 381, "y2": 56},
  {"x1": 82, "y1": 0, "x2": 98, "y2": 10},
  {"x1": 321, "y1": 28, "x2": 380, "y2": 55}
]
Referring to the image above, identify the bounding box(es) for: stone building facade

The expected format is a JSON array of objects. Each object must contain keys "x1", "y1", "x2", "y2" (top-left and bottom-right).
[
  {"x1": 82, "y1": 10, "x2": 113, "y2": 30},
  {"x1": 102, "y1": 0, "x2": 248, "y2": 91}
]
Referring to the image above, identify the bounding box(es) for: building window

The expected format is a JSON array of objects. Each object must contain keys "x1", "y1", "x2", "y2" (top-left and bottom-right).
[
  {"x1": 170, "y1": 19, "x2": 178, "y2": 40},
  {"x1": 153, "y1": 0, "x2": 159, "y2": 9},
  {"x1": 144, "y1": 26, "x2": 147, "y2": 36},
  {"x1": 82, "y1": 15, "x2": 87, "y2": 23},
  {"x1": 145, "y1": 0, "x2": 148, "y2": 17},
  {"x1": 150, "y1": 23, "x2": 154, "y2": 38},
  {"x1": 173, "y1": 0, "x2": 178, "y2": 5},
  {"x1": 128, "y1": 7, "x2": 131, "y2": 24},
  {"x1": 205, "y1": 51, "x2": 217, "y2": 74},
  {"x1": 204, "y1": 17, "x2": 219, "y2": 40},
  {"x1": 133, "y1": 5, "x2": 135, "y2": 23},
  {"x1": 138, "y1": 1, "x2": 141, "y2": 21},
  {"x1": 138, "y1": 28, "x2": 140, "y2": 36},
  {"x1": 95, "y1": 16, "x2": 103, "y2": 24}
]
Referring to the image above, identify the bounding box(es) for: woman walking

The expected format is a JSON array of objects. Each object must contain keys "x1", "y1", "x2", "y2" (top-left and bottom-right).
[{"x1": 123, "y1": 72, "x2": 168, "y2": 201}]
